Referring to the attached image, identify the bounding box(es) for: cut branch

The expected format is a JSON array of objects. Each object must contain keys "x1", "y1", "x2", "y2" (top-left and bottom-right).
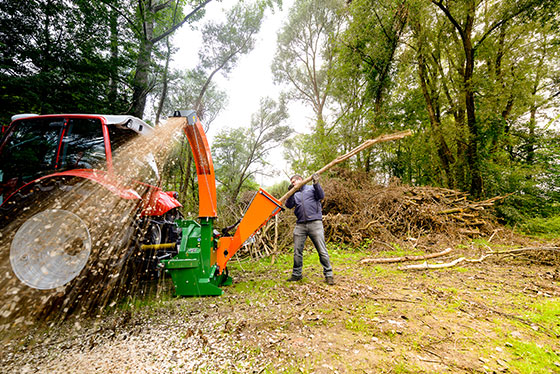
[
  {"x1": 361, "y1": 247, "x2": 453, "y2": 264},
  {"x1": 398, "y1": 255, "x2": 490, "y2": 270},
  {"x1": 488, "y1": 246, "x2": 560, "y2": 255},
  {"x1": 397, "y1": 246, "x2": 559, "y2": 271}
]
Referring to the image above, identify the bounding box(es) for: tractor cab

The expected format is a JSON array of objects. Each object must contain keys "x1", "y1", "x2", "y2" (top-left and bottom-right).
[{"x1": 0, "y1": 114, "x2": 153, "y2": 204}]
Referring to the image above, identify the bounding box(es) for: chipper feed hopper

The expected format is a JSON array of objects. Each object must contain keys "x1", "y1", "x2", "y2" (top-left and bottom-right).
[{"x1": 161, "y1": 110, "x2": 283, "y2": 296}]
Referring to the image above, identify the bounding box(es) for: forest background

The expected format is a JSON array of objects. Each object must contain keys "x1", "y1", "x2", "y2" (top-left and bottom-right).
[{"x1": 1, "y1": 0, "x2": 559, "y2": 235}]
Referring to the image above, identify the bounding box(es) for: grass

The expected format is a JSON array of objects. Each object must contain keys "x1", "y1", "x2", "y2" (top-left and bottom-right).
[
  {"x1": 343, "y1": 300, "x2": 389, "y2": 336},
  {"x1": 116, "y1": 284, "x2": 175, "y2": 313},
  {"x1": 507, "y1": 340, "x2": 560, "y2": 373},
  {"x1": 523, "y1": 299, "x2": 560, "y2": 336},
  {"x1": 376, "y1": 242, "x2": 426, "y2": 258},
  {"x1": 390, "y1": 359, "x2": 423, "y2": 374}
]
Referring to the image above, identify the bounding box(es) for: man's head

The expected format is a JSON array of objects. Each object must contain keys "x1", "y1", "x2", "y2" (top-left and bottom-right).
[{"x1": 290, "y1": 174, "x2": 303, "y2": 185}]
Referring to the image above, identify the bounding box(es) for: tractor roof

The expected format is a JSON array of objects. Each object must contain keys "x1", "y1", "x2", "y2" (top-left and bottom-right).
[{"x1": 10, "y1": 114, "x2": 154, "y2": 136}]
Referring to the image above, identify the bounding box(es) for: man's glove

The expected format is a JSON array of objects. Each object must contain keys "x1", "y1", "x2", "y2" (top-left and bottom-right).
[{"x1": 312, "y1": 173, "x2": 320, "y2": 184}]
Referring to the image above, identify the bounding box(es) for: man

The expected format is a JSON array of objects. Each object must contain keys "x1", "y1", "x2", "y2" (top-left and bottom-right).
[{"x1": 285, "y1": 173, "x2": 334, "y2": 285}]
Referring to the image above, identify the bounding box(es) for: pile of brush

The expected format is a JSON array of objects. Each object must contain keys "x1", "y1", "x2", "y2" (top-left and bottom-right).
[{"x1": 320, "y1": 169, "x2": 504, "y2": 247}]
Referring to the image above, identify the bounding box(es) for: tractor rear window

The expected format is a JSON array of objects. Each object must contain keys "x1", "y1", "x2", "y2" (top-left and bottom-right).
[
  {"x1": 0, "y1": 117, "x2": 63, "y2": 184},
  {"x1": 59, "y1": 118, "x2": 105, "y2": 169},
  {"x1": 108, "y1": 125, "x2": 139, "y2": 153}
]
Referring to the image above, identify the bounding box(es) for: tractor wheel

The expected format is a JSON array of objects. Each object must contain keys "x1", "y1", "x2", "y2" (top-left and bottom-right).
[
  {"x1": 0, "y1": 177, "x2": 139, "y2": 321},
  {"x1": 10, "y1": 208, "x2": 92, "y2": 290},
  {"x1": 1, "y1": 179, "x2": 138, "y2": 290}
]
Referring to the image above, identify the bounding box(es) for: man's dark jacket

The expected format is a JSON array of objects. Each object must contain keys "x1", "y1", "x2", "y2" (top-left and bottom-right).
[{"x1": 285, "y1": 183, "x2": 324, "y2": 223}]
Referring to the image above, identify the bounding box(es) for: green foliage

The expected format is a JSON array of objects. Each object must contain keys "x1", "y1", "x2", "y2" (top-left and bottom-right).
[
  {"x1": 283, "y1": 134, "x2": 316, "y2": 176},
  {"x1": 0, "y1": 0, "x2": 135, "y2": 124},
  {"x1": 519, "y1": 215, "x2": 560, "y2": 238},
  {"x1": 266, "y1": 180, "x2": 290, "y2": 199},
  {"x1": 273, "y1": 0, "x2": 345, "y2": 168},
  {"x1": 165, "y1": 68, "x2": 228, "y2": 126},
  {"x1": 198, "y1": 1, "x2": 265, "y2": 76},
  {"x1": 277, "y1": 0, "x2": 560, "y2": 222}
]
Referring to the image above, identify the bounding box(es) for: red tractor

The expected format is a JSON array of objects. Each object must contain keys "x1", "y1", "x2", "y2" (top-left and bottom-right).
[{"x1": 0, "y1": 113, "x2": 183, "y2": 290}]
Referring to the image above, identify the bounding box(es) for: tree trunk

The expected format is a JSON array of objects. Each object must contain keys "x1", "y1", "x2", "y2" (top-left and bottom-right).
[
  {"x1": 416, "y1": 47, "x2": 455, "y2": 187},
  {"x1": 432, "y1": 0, "x2": 483, "y2": 196},
  {"x1": 454, "y1": 107, "x2": 468, "y2": 191},
  {"x1": 132, "y1": 36, "x2": 154, "y2": 118},
  {"x1": 526, "y1": 106, "x2": 537, "y2": 165},
  {"x1": 463, "y1": 2, "x2": 483, "y2": 197},
  {"x1": 155, "y1": 37, "x2": 172, "y2": 125},
  {"x1": 109, "y1": 3, "x2": 119, "y2": 111}
]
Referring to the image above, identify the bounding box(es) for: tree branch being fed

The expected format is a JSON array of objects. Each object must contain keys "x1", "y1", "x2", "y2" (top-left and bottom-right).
[{"x1": 279, "y1": 130, "x2": 412, "y2": 204}]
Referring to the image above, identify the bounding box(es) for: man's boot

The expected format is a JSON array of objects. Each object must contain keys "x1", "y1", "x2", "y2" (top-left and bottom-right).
[
  {"x1": 326, "y1": 276, "x2": 335, "y2": 285},
  {"x1": 287, "y1": 275, "x2": 302, "y2": 282}
]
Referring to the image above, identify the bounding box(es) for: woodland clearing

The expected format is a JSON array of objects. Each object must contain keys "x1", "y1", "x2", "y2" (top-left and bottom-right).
[
  {"x1": 1, "y1": 173, "x2": 559, "y2": 373},
  {"x1": 1, "y1": 237, "x2": 559, "y2": 373}
]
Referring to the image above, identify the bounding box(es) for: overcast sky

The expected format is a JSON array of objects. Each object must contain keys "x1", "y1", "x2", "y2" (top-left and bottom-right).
[{"x1": 169, "y1": 0, "x2": 311, "y2": 185}]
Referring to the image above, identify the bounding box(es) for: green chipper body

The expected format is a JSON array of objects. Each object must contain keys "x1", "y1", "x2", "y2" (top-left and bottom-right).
[
  {"x1": 162, "y1": 219, "x2": 232, "y2": 296},
  {"x1": 161, "y1": 111, "x2": 282, "y2": 296}
]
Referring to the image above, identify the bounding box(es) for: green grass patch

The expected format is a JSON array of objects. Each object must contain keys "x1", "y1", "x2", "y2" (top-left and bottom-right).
[
  {"x1": 376, "y1": 242, "x2": 426, "y2": 258},
  {"x1": 228, "y1": 252, "x2": 292, "y2": 274},
  {"x1": 231, "y1": 278, "x2": 283, "y2": 305},
  {"x1": 343, "y1": 300, "x2": 388, "y2": 336},
  {"x1": 330, "y1": 238, "x2": 376, "y2": 253},
  {"x1": 381, "y1": 357, "x2": 422, "y2": 373},
  {"x1": 507, "y1": 339, "x2": 560, "y2": 373},
  {"x1": 454, "y1": 266, "x2": 470, "y2": 273},
  {"x1": 116, "y1": 282, "x2": 175, "y2": 312},
  {"x1": 232, "y1": 278, "x2": 277, "y2": 293},
  {"x1": 358, "y1": 264, "x2": 402, "y2": 279},
  {"x1": 228, "y1": 245, "x2": 367, "y2": 279},
  {"x1": 523, "y1": 299, "x2": 560, "y2": 336}
]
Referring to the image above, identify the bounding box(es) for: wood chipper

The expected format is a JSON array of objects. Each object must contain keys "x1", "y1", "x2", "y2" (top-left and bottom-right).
[
  {"x1": 161, "y1": 110, "x2": 283, "y2": 296},
  {"x1": 0, "y1": 110, "x2": 282, "y2": 297}
]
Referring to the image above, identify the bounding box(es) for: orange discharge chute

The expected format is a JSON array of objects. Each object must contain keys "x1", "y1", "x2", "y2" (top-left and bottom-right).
[
  {"x1": 181, "y1": 115, "x2": 217, "y2": 218},
  {"x1": 216, "y1": 189, "x2": 282, "y2": 273}
]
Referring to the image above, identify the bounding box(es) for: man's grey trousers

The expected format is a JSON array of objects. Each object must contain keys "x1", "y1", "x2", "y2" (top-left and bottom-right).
[{"x1": 292, "y1": 220, "x2": 333, "y2": 278}]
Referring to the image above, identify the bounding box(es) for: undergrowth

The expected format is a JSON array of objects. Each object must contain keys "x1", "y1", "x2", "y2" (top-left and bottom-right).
[{"x1": 519, "y1": 214, "x2": 560, "y2": 239}]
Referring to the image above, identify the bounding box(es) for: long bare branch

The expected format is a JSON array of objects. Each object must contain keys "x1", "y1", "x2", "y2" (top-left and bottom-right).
[{"x1": 279, "y1": 129, "x2": 412, "y2": 203}]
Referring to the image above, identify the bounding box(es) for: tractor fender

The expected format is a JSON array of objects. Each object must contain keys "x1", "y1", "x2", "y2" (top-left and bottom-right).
[
  {"x1": 37, "y1": 170, "x2": 142, "y2": 199},
  {"x1": 43, "y1": 170, "x2": 183, "y2": 216},
  {"x1": 2, "y1": 170, "x2": 182, "y2": 217},
  {"x1": 0, "y1": 170, "x2": 140, "y2": 209}
]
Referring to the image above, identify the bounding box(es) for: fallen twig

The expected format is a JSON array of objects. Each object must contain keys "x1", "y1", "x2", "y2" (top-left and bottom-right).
[
  {"x1": 397, "y1": 246, "x2": 559, "y2": 271},
  {"x1": 398, "y1": 255, "x2": 490, "y2": 270},
  {"x1": 361, "y1": 247, "x2": 453, "y2": 264},
  {"x1": 488, "y1": 246, "x2": 560, "y2": 255}
]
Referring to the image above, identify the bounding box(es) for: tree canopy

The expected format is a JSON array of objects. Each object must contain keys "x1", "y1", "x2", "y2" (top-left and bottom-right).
[
  {"x1": 276, "y1": 0, "x2": 560, "y2": 222},
  {"x1": 1, "y1": 0, "x2": 558, "y2": 223}
]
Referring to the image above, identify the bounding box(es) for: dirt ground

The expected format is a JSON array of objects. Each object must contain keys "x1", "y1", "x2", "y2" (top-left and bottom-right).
[{"x1": 1, "y1": 243, "x2": 559, "y2": 373}]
